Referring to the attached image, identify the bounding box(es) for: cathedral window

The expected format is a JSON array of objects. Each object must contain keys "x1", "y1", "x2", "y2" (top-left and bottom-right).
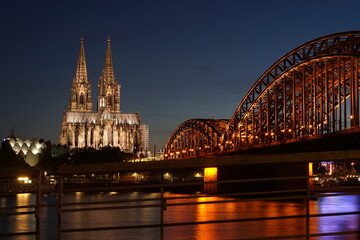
[
  {"x1": 79, "y1": 94, "x2": 85, "y2": 105},
  {"x1": 107, "y1": 95, "x2": 112, "y2": 106},
  {"x1": 100, "y1": 98, "x2": 105, "y2": 107}
]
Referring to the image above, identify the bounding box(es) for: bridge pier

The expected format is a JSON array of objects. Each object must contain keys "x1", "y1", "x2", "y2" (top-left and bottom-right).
[{"x1": 216, "y1": 161, "x2": 308, "y2": 195}]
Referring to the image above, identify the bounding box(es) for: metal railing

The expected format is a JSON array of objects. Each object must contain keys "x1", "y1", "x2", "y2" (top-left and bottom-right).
[{"x1": 1, "y1": 174, "x2": 359, "y2": 239}]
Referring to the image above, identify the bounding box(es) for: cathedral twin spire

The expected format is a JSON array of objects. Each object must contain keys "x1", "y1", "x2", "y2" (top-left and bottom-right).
[{"x1": 69, "y1": 36, "x2": 121, "y2": 113}]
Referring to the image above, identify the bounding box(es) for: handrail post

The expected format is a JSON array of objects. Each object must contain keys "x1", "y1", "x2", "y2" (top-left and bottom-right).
[
  {"x1": 35, "y1": 169, "x2": 41, "y2": 240},
  {"x1": 160, "y1": 170, "x2": 165, "y2": 240},
  {"x1": 57, "y1": 176, "x2": 63, "y2": 240},
  {"x1": 305, "y1": 176, "x2": 310, "y2": 240}
]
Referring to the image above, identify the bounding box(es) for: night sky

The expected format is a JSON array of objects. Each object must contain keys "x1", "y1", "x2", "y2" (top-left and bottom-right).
[{"x1": 1, "y1": 0, "x2": 360, "y2": 149}]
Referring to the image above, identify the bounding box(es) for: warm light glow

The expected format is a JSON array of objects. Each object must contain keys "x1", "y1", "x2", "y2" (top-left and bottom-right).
[
  {"x1": 308, "y1": 162, "x2": 313, "y2": 176},
  {"x1": 350, "y1": 115, "x2": 354, "y2": 119},
  {"x1": 308, "y1": 162, "x2": 313, "y2": 188},
  {"x1": 195, "y1": 172, "x2": 202, "y2": 177},
  {"x1": 18, "y1": 177, "x2": 32, "y2": 184},
  {"x1": 204, "y1": 167, "x2": 218, "y2": 193},
  {"x1": 329, "y1": 163, "x2": 333, "y2": 175},
  {"x1": 18, "y1": 177, "x2": 29, "y2": 181},
  {"x1": 31, "y1": 149, "x2": 39, "y2": 155}
]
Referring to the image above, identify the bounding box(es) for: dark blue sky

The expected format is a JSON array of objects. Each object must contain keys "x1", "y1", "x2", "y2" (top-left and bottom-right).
[{"x1": 1, "y1": 0, "x2": 360, "y2": 149}]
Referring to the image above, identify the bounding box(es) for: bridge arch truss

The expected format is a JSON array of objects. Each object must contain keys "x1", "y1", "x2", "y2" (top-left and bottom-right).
[
  {"x1": 165, "y1": 31, "x2": 360, "y2": 158},
  {"x1": 227, "y1": 31, "x2": 360, "y2": 148},
  {"x1": 164, "y1": 119, "x2": 228, "y2": 159}
]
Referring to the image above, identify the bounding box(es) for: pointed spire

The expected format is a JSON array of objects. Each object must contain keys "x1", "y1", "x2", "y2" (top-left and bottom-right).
[
  {"x1": 97, "y1": 37, "x2": 121, "y2": 113},
  {"x1": 69, "y1": 36, "x2": 92, "y2": 112},
  {"x1": 102, "y1": 36, "x2": 115, "y2": 84},
  {"x1": 75, "y1": 35, "x2": 88, "y2": 82}
]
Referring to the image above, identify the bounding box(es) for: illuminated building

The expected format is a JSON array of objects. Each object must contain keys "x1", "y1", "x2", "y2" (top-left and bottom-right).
[
  {"x1": 2, "y1": 137, "x2": 48, "y2": 166},
  {"x1": 140, "y1": 124, "x2": 149, "y2": 151},
  {"x1": 59, "y1": 37, "x2": 143, "y2": 153}
]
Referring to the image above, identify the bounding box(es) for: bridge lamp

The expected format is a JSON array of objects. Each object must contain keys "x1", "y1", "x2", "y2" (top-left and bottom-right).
[
  {"x1": 194, "y1": 172, "x2": 203, "y2": 178},
  {"x1": 309, "y1": 125, "x2": 313, "y2": 129},
  {"x1": 288, "y1": 129, "x2": 292, "y2": 133},
  {"x1": 18, "y1": 177, "x2": 32, "y2": 184},
  {"x1": 350, "y1": 115, "x2": 354, "y2": 120}
]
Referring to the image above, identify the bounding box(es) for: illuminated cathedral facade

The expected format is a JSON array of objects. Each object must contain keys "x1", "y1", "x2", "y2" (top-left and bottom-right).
[{"x1": 59, "y1": 37, "x2": 143, "y2": 153}]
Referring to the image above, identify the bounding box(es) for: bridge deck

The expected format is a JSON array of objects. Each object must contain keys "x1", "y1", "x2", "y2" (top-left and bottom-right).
[{"x1": 58, "y1": 149, "x2": 360, "y2": 175}]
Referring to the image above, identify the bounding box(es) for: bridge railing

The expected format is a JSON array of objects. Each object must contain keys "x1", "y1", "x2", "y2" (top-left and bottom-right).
[
  {"x1": 54, "y1": 174, "x2": 360, "y2": 240},
  {"x1": 1, "y1": 172, "x2": 359, "y2": 239}
]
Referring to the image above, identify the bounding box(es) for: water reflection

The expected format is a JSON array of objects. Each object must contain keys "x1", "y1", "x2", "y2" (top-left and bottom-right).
[
  {"x1": 0, "y1": 193, "x2": 35, "y2": 240},
  {"x1": 0, "y1": 192, "x2": 359, "y2": 239},
  {"x1": 310, "y1": 194, "x2": 360, "y2": 240}
]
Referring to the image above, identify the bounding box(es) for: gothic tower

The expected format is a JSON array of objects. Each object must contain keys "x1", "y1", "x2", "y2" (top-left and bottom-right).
[
  {"x1": 60, "y1": 37, "x2": 144, "y2": 153},
  {"x1": 97, "y1": 37, "x2": 121, "y2": 113},
  {"x1": 69, "y1": 36, "x2": 92, "y2": 112}
]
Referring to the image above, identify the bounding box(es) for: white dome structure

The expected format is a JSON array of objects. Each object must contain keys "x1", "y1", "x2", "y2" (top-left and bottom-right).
[
  {"x1": 16, "y1": 139, "x2": 23, "y2": 147},
  {"x1": 21, "y1": 144, "x2": 29, "y2": 155},
  {"x1": 5, "y1": 137, "x2": 49, "y2": 166},
  {"x1": 9, "y1": 138, "x2": 16, "y2": 147},
  {"x1": 13, "y1": 143, "x2": 21, "y2": 154},
  {"x1": 25, "y1": 151, "x2": 39, "y2": 167},
  {"x1": 24, "y1": 138, "x2": 31, "y2": 147},
  {"x1": 29, "y1": 143, "x2": 39, "y2": 155}
]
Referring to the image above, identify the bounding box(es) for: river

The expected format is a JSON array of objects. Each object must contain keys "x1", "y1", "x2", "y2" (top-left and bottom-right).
[{"x1": 0, "y1": 192, "x2": 359, "y2": 240}]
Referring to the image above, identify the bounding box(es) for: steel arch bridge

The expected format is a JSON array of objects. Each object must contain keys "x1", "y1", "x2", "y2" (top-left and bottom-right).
[{"x1": 165, "y1": 31, "x2": 360, "y2": 159}]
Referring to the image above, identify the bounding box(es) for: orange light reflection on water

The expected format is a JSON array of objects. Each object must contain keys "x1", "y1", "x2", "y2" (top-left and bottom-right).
[
  {"x1": 204, "y1": 167, "x2": 217, "y2": 193},
  {"x1": 14, "y1": 193, "x2": 33, "y2": 233}
]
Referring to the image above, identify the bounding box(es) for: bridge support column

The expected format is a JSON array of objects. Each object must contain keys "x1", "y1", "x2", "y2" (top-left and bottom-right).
[{"x1": 217, "y1": 161, "x2": 307, "y2": 194}]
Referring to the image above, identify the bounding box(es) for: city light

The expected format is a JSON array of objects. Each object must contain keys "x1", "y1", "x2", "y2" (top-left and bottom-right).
[
  {"x1": 204, "y1": 167, "x2": 218, "y2": 193},
  {"x1": 18, "y1": 177, "x2": 32, "y2": 184}
]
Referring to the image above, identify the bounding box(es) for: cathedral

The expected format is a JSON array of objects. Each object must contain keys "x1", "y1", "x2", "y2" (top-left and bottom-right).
[{"x1": 59, "y1": 37, "x2": 144, "y2": 153}]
